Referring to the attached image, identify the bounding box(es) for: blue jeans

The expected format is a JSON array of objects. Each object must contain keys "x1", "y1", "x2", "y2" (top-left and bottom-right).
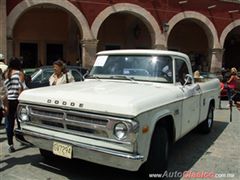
[
  {"x1": 5, "y1": 100, "x2": 20, "y2": 145},
  {"x1": 227, "y1": 88, "x2": 234, "y2": 102}
]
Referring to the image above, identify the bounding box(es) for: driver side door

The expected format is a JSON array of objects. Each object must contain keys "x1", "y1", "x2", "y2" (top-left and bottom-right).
[{"x1": 175, "y1": 58, "x2": 201, "y2": 135}]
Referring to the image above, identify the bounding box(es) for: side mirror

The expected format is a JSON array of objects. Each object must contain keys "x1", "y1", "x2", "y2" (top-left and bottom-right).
[{"x1": 183, "y1": 74, "x2": 193, "y2": 86}]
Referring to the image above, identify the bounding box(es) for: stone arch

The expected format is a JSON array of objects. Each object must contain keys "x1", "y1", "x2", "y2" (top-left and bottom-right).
[
  {"x1": 167, "y1": 11, "x2": 222, "y2": 72},
  {"x1": 91, "y1": 3, "x2": 164, "y2": 48},
  {"x1": 168, "y1": 11, "x2": 220, "y2": 49},
  {"x1": 220, "y1": 20, "x2": 240, "y2": 69},
  {"x1": 220, "y1": 19, "x2": 240, "y2": 47},
  {"x1": 7, "y1": 0, "x2": 92, "y2": 39}
]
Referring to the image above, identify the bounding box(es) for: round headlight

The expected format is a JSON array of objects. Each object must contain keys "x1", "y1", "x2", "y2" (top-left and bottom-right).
[
  {"x1": 114, "y1": 123, "x2": 128, "y2": 140},
  {"x1": 19, "y1": 107, "x2": 29, "y2": 122}
]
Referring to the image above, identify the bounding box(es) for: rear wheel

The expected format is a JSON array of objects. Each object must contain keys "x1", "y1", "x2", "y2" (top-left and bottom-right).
[
  {"x1": 199, "y1": 105, "x2": 214, "y2": 134},
  {"x1": 143, "y1": 126, "x2": 169, "y2": 175}
]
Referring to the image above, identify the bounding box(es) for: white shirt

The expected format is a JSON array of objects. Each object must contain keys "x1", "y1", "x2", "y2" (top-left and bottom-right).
[
  {"x1": 0, "y1": 62, "x2": 8, "y2": 73},
  {"x1": 49, "y1": 72, "x2": 75, "y2": 86}
]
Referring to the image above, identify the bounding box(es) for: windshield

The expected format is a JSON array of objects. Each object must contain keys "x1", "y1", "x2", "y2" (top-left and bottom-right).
[
  {"x1": 31, "y1": 68, "x2": 53, "y2": 82},
  {"x1": 89, "y1": 55, "x2": 173, "y2": 83}
]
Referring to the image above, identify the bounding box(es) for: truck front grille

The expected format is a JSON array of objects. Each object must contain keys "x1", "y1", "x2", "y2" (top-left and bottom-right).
[
  {"x1": 28, "y1": 106, "x2": 110, "y2": 138},
  {"x1": 31, "y1": 107, "x2": 63, "y2": 119},
  {"x1": 66, "y1": 114, "x2": 108, "y2": 126}
]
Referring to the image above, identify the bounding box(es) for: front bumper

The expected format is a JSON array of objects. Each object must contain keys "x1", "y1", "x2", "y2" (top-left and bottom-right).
[{"x1": 14, "y1": 128, "x2": 144, "y2": 171}]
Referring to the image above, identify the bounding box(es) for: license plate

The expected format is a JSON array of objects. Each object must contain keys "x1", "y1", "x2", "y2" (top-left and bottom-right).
[{"x1": 52, "y1": 142, "x2": 72, "y2": 159}]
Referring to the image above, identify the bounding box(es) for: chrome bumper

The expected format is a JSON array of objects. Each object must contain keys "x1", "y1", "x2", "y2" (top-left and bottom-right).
[{"x1": 14, "y1": 128, "x2": 144, "y2": 171}]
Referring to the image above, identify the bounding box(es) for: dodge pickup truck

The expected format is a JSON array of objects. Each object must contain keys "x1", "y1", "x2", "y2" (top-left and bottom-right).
[{"x1": 15, "y1": 49, "x2": 220, "y2": 174}]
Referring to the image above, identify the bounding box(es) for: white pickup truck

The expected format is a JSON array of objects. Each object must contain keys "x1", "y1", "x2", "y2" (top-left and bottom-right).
[{"x1": 16, "y1": 50, "x2": 220, "y2": 174}]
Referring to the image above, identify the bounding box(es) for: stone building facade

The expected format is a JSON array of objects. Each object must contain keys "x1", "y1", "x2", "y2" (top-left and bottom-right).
[{"x1": 1, "y1": 0, "x2": 240, "y2": 71}]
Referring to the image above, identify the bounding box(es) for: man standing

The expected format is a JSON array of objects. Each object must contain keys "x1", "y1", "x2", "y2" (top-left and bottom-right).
[{"x1": 0, "y1": 53, "x2": 8, "y2": 73}]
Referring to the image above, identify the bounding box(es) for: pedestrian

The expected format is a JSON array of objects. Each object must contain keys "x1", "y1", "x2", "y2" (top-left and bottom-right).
[
  {"x1": 226, "y1": 67, "x2": 240, "y2": 106},
  {"x1": 0, "y1": 53, "x2": 8, "y2": 74},
  {"x1": 0, "y1": 69, "x2": 8, "y2": 127},
  {"x1": 193, "y1": 70, "x2": 203, "y2": 82},
  {"x1": 49, "y1": 59, "x2": 75, "y2": 86},
  {"x1": 4, "y1": 57, "x2": 26, "y2": 153}
]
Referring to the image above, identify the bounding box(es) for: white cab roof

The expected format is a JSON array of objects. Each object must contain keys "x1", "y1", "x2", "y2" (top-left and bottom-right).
[{"x1": 97, "y1": 49, "x2": 189, "y2": 60}]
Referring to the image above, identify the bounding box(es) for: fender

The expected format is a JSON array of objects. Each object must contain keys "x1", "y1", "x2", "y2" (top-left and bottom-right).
[{"x1": 137, "y1": 108, "x2": 175, "y2": 162}]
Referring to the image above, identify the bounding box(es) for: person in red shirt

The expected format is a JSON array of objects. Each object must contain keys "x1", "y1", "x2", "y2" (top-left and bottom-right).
[
  {"x1": 227, "y1": 67, "x2": 239, "y2": 89},
  {"x1": 227, "y1": 67, "x2": 240, "y2": 104}
]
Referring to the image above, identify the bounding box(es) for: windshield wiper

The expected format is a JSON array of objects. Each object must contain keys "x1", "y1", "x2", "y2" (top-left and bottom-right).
[
  {"x1": 87, "y1": 75, "x2": 101, "y2": 80},
  {"x1": 109, "y1": 75, "x2": 136, "y2": 82},
  {"x1": 88, "y1": 75, "x2": 137, "y2": 82}
]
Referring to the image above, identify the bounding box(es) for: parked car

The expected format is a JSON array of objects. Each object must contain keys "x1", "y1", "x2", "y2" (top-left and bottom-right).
[
  {"x1": 26, "y1": 66, "x2": 86, "y2": 88},
  {"x1": 23, "y1": 68, "x2": 37, "y2": 76}
]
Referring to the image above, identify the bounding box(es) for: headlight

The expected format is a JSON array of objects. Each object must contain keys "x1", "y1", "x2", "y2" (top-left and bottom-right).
[
  {"x1": 113, "y1": 122, "x2": 128, "y2": 140},
  {"x1": 18, "y1": 106, "x2": 29, "y2": 122}
]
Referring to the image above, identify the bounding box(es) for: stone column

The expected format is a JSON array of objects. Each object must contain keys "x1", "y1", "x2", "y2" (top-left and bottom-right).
[
  {"x1": 209, "y1": 48, "x2": 224, "y2": 73},
  {"x1": 81, "y1": 39, "x2": 98, "y2": 69},
  {"x1": 7, "y1": 37, "x2": 14, "y2": 60},
  {"x1": 67, "y1": 15, "x2": 79, "y2": 64},
  {"x1": 0, "y1": 0, "x2": 7, "y2": 62}
]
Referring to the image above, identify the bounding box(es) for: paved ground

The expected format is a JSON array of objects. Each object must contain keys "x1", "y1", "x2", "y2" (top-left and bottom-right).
[
  {"x1": 0, "y1": 100, "x2": 239, "y2": 180},
  {"x1": 168, "y1": 101, "x2": 240, "y2": 180}
]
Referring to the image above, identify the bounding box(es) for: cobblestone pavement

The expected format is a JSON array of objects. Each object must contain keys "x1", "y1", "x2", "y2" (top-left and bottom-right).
[{"x1": 0, "y1": 100, "x2": 239, "y2": 180}]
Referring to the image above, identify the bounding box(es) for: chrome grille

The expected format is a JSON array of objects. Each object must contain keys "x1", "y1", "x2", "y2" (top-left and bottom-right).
[
  {"x1": 42, "y1": 120, "x2": 64, "y2": 128},
  {"x1": 66, "y1": 114, "x2": 108, "y2": 126},
  {"x1": 28, "y1": 106, "x2": 109, "y2": 138},
  {"x1": 31, "y1": 107, "x2": 63, "y2": 119},
  {"x1": 20, "y1": 104, "x2": 138, "y2": 145}
]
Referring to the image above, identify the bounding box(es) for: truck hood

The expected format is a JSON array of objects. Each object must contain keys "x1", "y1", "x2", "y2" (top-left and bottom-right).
[{"x1": 19, "y1": 80, "x2": 181, "y2": 116}]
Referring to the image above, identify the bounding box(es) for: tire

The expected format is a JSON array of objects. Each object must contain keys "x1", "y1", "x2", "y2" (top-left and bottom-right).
[
  {"x1": 143, "y1": 126, "x2": 169, "y2": 175},
  {"x1": 199, "y1": 105, "x2": 214, "y2": 134},
  {"x1": 39, "y1": 149, "x2": 54, "y2": 159}
]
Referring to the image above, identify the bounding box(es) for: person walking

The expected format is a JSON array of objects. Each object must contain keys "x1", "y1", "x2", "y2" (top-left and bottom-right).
[
  {"x1": 4, "y1": 57, "x2": 26, "y2": 153},
  {"x1": 49, "y1": 59, "x2": 75, "y2": 86},
  {"x1": 227, "y1": 67, "x2": 240, "y2": 107}
]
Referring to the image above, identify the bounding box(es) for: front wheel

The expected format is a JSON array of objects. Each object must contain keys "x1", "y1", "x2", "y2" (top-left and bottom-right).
[
  {"x1": 143, "y1": 126, "x2": 169, "y2": 175},
  {"x1": 199, "y1": 105, "x2": 214, "y2": 134}
]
